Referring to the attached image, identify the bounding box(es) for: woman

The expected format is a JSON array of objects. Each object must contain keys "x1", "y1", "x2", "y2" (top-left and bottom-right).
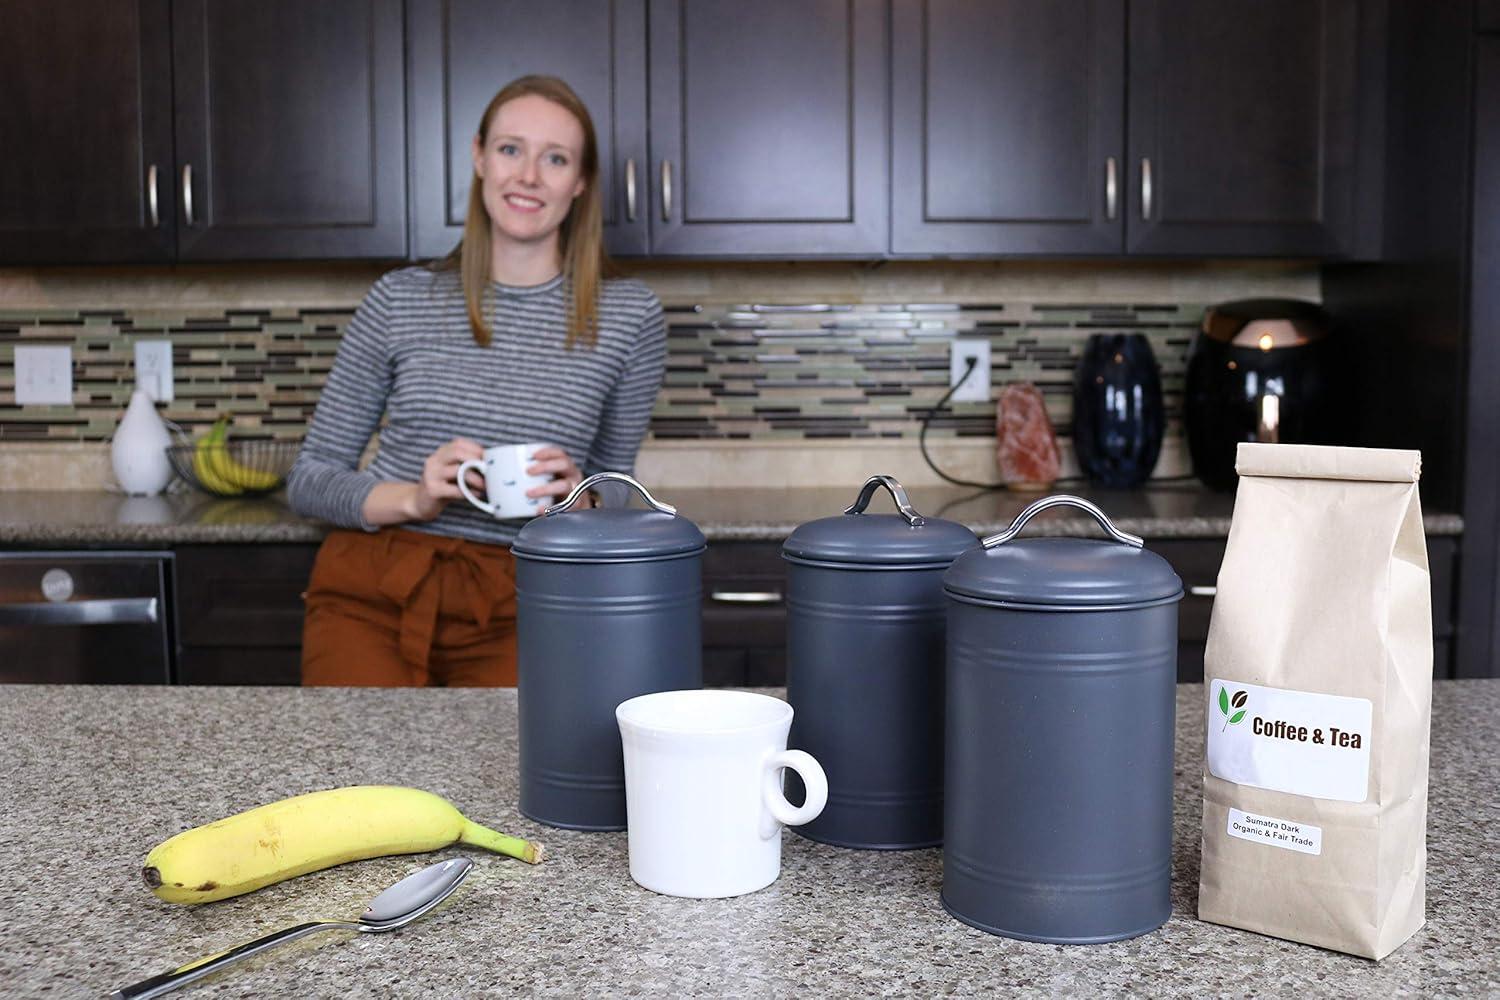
[{"x1": 288, "y1": 75, "x2": 666, "y2": 687}]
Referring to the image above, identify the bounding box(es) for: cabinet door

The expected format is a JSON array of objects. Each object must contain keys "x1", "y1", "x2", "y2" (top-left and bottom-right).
[
  {"x1": 170, "y1": 0, "x2": 406, "y2": 259},
  {"x1": 0, "y1": 0, "x2": 175, "y2": 263},
  {"x1": 1459, "y1": 40, "x2": 1500, "y2": 678},
  {"x1": 406, "y1": 0, "x2": 648, "y2": 260},
  {"x1": 891, "y1": 0, "x2": 1125, "y2": 256},
  {"x1": 1127, "y1": 0, "x2": 1361, "y2": 256},
  {"x1": 647, "y1": 0, "x2": 888, "y2": 255},
  {"x1": 174, "y1": 544, "x2": 317, "y2": 685}
]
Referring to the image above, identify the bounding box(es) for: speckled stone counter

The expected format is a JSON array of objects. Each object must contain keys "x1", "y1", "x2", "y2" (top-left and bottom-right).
[
  {"x1": 0, "y1": 483, "x2": 1466, "y2": 545},
  {"x1": 1, "y1": 683, "x2": 1494, "y2": 998}
]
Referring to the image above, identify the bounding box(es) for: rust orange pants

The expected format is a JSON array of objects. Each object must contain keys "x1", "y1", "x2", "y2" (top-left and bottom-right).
[{"x1": 301, "y1": 528, "x2": 517, "y2": 687}]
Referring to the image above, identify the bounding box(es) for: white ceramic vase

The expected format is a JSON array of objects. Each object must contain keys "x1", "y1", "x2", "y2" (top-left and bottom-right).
[{"x1": 111, "y1": 390, "x2": 173, "y2": 496}]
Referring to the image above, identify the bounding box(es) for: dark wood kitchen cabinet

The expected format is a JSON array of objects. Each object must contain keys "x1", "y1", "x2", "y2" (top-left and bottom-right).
[
  {"x1": 173, "y1": 544, "x2": 317, "y2": 684},
  {"x1": 645, "y1": 0, "x2": 889, "y2": 256},
  {"x1": 893, "y1": 0, "x2": 1384, "y2": 259},
  {"x1": 702, "y1": 541, "x2": 788, "y2": 686},
  {"x1": 1126, "y1": 0, "x2": 1377, "y2": 257},
  {"x1": 699, "y1": 534, "x2": 1460, "y2": 684},
  {"x1": 891, "y1": 0, "x2": 1126, "y2": 256},
  {"x1": 0, "y1": 0, "x2": 176, "y2": 264},
  {"x1": 171, "y1": 0, "x2": 407, "y2": 259},
  {"x1": 0, "y1": 0, "x2": 406, "y2": 263},
  {"x1": 405, "y1": 0, "x2": 648, "y2": 260}
]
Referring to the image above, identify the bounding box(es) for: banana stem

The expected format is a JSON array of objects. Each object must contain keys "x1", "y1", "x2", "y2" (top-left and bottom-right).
[{"x1": 459, "y1": 820, "x2": 546, "y2": 864}]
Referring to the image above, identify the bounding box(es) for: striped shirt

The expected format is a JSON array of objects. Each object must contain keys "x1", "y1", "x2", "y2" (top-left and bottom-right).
[{"x1": 287, "y1": 265, "x2": 666, "y2": 546}]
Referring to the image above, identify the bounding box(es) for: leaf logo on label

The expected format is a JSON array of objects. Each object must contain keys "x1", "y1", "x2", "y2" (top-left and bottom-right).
[{"x1": 1218, "y1": 684, "x2": 1249, "y2": 732}]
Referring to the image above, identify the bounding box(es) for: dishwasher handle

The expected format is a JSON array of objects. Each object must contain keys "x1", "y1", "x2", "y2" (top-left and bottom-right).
[{"x1": 0, "y1": 597, "x2": 159, "y2": 626}]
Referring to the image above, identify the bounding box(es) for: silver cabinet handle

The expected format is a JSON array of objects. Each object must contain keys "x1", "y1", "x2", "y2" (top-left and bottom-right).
[
  {"x1": 147, "y1": 164, "x2": 160, "y2": 228},
  {"x1": 1189, "y1": 585, "x2": 1216, "y2": 597},
  {"x1": 181, "y1": 164, "x2": 195, "y2": 226},
  {"x1": 661, "y1": 160, "x2": 673, "y2": 221},
  {"x1": 1105, "y1": 157, "x2": 1118, "y2": 221},
  {"x1": 1140, "y1": 157, "x2": 1153, "y2": 220},
  {"x1": 0, "y1": 597, "x2": 158, "y2": 626},
  {"x1": 710, "y1": 590, "x2": 783, "y2": 604},
  {"x1": 625, "y1": 158, "x2": 637, "y2": 222}
]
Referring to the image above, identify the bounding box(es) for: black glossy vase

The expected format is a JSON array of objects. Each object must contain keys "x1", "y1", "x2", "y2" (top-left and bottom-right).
[{"x1": 1072, "y1": 333, "x2": 1165, "y2": 488}]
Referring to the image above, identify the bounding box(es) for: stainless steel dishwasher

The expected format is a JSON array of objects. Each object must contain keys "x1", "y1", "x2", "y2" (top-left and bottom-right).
[{"x1": 0, "y1": 551, "x2": 173, "y2": 683}]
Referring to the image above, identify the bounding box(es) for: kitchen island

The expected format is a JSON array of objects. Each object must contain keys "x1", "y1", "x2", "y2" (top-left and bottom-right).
[{"x1": 2, "y1": 683, "x2": 1494, "y2": 997}]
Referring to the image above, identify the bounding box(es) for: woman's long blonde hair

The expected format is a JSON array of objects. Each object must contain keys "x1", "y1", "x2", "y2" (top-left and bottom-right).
[{"x1": 437, "y1": 75, "x2": 611, "y2": 348}]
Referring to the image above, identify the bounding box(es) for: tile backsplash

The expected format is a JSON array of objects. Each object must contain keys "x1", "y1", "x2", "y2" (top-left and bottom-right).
[
  {"x1": 0, "y1": 261, "x2": 1319, "y2": 453},
  {"x1": 0, "y1": 300, "x2": 1198, "y2": 446}
]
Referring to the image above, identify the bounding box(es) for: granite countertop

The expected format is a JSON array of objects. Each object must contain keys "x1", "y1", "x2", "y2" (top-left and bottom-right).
[
  {"x1": 2, "y1": 683, "x2": 1494, "y2": 997},
  {"x1": 0, "y1": 483, "x2": 1466, "y2": 545}
]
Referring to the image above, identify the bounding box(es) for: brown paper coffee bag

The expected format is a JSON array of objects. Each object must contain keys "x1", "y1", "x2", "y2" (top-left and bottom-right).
[{"x1": 1198, "y1": 443, "x2": 1431, "y2": 960}]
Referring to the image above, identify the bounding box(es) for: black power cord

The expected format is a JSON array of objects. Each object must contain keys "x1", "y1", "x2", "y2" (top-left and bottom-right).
[
  {"x1": 919, "y1": 356, "x2": 1202, "y2": 491},
  {"x1": 918, "y1": 356, "x2": 1007, "y2": 490}
]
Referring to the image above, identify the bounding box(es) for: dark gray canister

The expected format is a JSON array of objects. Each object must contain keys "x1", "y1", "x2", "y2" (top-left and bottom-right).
[
  {"x1": 512, "y1": 472, "x2": 705, "y2": 831},
  {"x1": 784, "y1": 475, "x2": 980, "y2": 849},
  {"x1": 941, "y1": 495, "x2": 1182, "y2": 943}
]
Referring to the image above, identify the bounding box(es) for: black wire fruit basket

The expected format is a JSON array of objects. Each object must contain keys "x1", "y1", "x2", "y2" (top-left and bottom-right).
[{"x1": 165, "y1": 439, "x2": 302, "y2": 497}]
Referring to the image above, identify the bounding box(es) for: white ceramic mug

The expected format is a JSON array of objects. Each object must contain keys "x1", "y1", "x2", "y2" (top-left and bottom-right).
[
  {"x1": 616, "y1": 689, "x2": 828, "y2": 899},
  {"x1": 456, "y1": 442, "x2": 552, "y2": 519}
]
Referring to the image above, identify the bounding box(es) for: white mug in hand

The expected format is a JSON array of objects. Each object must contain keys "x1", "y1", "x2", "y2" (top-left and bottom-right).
[
  {"x1": 616, "y1": 689, "x2": 828, "y2": 899},
  {"x1": 456, "y1": 442, "x2": 552, "y2": 519}
]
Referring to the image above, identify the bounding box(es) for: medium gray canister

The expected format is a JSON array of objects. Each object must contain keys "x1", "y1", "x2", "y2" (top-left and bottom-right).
[
  {"x1": 783, "y1": 475, "x2": 980, "y2": 849},
  {"x1": 512, "y1": 472, "x2": 705, "y2": 831},
  {"x1": 941, "y1": 495, "x2": 1182, "y2": 943}
]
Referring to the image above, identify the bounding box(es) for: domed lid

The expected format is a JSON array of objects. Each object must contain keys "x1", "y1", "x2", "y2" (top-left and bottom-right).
[
  {"x1": 1200, "y1": 297, "x2": 1331, "y2": 348},
  {"x1": 511, "y1": 473, "x2": 705, "y2": 562},
  {"x1": 943, "y1": 495, "x2": 1182, "y2": 608},
  {"x1": 783, "y1": 476, "x2": 979, "y2": 566}
]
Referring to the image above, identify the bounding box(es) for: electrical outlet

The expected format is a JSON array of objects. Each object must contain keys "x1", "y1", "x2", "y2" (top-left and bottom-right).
[
  {"x1": 13, "y1": 345, "x2": 74, "y2": 405},
  {"x1": 135, "y1": 339, "x2": 174, "y2": 402},
  {"x1": 948, "y1": 338, "x2": 991, "y2": 403}
]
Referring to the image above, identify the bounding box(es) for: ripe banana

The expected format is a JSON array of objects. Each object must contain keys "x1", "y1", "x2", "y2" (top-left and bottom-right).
[
  {"x1": 191, "y1": 419, "x2": 242, "y2": 496},
  {"x1": 143, "y1": 785, "x2": 545, "y2": 904},
  {"x1": 214, "y1": 433, "x2": 279, "y2": 491}
]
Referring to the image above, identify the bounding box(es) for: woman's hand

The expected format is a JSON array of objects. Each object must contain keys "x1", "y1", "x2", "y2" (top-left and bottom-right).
[
  {"x1": 525, "y1": 445, "x2": 584, "y2": 506},
  {"x1": 410, "y1": 437, "x2": 486, "y2": 521}
]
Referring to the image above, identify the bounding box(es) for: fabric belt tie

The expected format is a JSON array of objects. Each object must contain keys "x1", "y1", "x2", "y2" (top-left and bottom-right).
[{"x1": 375, "y1": 534, "x2": 497, "y2": 672}]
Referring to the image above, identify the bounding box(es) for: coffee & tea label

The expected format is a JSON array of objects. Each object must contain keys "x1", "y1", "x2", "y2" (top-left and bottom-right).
[{"x1": 1206, "y1": 679, "x2": 1373, "y2": 803}]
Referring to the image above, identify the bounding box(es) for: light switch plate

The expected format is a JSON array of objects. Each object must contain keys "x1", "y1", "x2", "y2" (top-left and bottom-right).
[
  {"x1": 135, "y1": 339, "x2": 174, "y2": 402},
  {"x1": 949, "y1": 338, "x2": 991, "y2": 403},
  {"x1": 13, "y1": 345, "x2": 74, "y2": 405}
]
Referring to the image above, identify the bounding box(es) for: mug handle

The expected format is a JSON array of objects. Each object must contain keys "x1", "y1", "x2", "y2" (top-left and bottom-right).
[
  {"x1": 760, "y1": 749, "x2": 828, "y2": 839},
  {"x1": 455, "y1": 459, "x2": 496, "y2": 515}
]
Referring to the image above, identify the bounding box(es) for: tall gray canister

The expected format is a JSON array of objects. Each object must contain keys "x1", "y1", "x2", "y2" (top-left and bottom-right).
[
  {"x1": 941, "y1": 494, "x2": 1182, "y2": 943},
  {"x1": 783, "y1": 475, "x2": 980, "y2": 849},
  {"x1": 512, "y1": 472, "x2": 705, "y2": 831}
]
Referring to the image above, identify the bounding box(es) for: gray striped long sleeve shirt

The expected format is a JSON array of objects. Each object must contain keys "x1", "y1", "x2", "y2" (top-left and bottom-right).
[{"x1": 287, "y1": 266, "x2": 666, "y2": 546}]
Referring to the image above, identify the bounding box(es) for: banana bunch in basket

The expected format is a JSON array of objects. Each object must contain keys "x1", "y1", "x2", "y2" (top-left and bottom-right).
[{"x1": 193, "y1": 417, "x2": 279, "y2": 495}]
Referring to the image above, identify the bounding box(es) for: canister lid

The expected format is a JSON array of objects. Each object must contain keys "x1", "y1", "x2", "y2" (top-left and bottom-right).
[
  {"x1": 942, "y1": 495, "x2": 1182, "y2": 608},
  {"x1": 510, "y1": 473, "x2": 706, "y2": 562},
  {"x1": 782, "y1": 475, "x2": 979, "y2": 567}
]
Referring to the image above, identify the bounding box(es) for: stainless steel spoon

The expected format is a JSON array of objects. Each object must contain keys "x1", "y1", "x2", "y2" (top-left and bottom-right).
[{"x1": 112, "y1": 857, "x2": 474, "y2": 1000}]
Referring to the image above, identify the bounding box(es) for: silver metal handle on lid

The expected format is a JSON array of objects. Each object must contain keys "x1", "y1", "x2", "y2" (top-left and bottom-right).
[
  {"x1": 982, "y1": 494, "x2": 1142, "y2": 549},
  {"x1": 544, "y1": 472, "x2": 677, "y2": 516},
  {"x1": 842, "y1": 475, "x2": 926, "y2": 527}
]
